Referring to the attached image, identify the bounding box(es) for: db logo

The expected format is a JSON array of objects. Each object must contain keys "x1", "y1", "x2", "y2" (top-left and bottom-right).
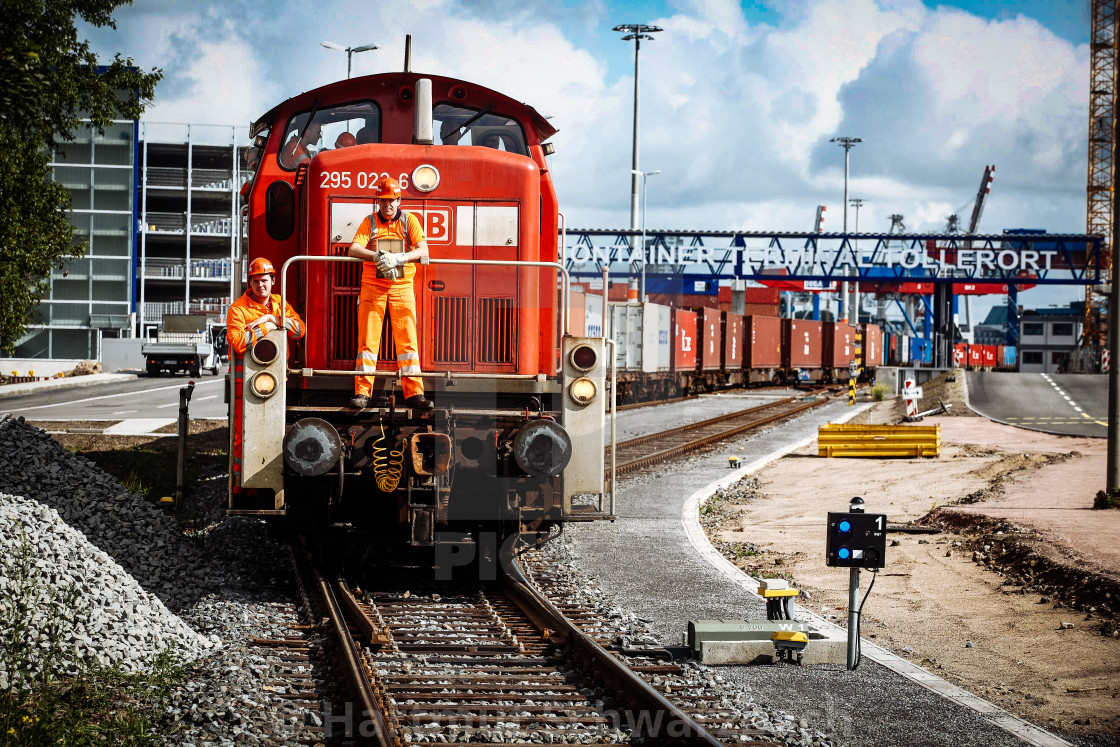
[{"x1": 405, "y1": 206, "x2": 453, "y2": 245}]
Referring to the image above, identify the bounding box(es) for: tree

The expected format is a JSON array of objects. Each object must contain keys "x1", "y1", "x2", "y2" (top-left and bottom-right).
[{"x1": 0, "y1": 0, "x2": 161, "y2": 354}]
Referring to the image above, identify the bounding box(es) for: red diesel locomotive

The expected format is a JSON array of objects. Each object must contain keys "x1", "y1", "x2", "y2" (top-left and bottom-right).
[{"x1": 229, "y1": 71, "x2": 615, "y2": 548}]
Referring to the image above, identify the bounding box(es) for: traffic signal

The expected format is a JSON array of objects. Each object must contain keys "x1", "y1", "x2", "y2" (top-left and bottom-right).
[{"x1": 826, "y1": 511, "x2": 887, "y2": 568}]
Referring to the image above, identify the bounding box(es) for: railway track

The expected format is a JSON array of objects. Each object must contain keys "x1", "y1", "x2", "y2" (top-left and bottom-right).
[
  {"x1": 295, "y1": 539, "x2": 778, "y2": 746},
  {"x1": 609, "y1": 394, "x2": 834, "y2": 476}
]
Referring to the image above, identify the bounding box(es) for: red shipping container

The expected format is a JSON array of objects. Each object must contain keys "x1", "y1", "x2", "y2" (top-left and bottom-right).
[
  {"x1": 567, "y1": 289, "x2": 586, "y2": 336},
  {"x1": 981, "y1": 345, "x2": 997, "y2": 367},
  {"x1": 693, "y1": 307, "x2": 722, "y2": 371},
  {"x1": 953, "y1": 343, "x2": 968, "y2": 366},
  {"x1": 860, "y1": 323, "x2": 882, "y2": 367},
  {"x1": 672, "y1": 308, "x2": 698, "y2": 372},
  {"x1": 781, "y1": 319, "x2": 822, "y2": 369},
  {"x1": 822, "y1": 322, "x2": 857, "y2": 369},
  {"x1": 967, "y1": 345, "x2": 982, "y2": 368},
  {"x1": 723, "y1": 312, "x2": 744, "y2": 369},
  {"x1": 746, "y1": 316, "x2": 781, "y2": 369}
]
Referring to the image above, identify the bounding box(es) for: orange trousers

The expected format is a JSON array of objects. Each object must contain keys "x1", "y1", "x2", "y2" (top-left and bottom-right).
[{"x1": 355, "y1": 279, "x2": 424, "y2": 399}]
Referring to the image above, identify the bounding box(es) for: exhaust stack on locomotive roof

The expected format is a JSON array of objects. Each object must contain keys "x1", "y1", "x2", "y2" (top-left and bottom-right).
[{"x1": 414, "y1": 78, "x2": 433, "y2": 145}]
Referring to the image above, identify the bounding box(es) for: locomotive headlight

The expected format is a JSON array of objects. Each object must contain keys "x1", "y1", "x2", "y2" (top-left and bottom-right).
[
  {"x1": 251, "y1": 337, "x2": 279, "y2": 366},
  {"x1": 412, "y1": 164, "x2": 440, "y2": 192},
  {"x1": 568, "y1": 344, "x2": 597, "y2": 372},
  {"x1": 568, "y1": 377, "x2": 597, "y2": 406},
  {"x1": 250, "y1": 370, "x2": 278, "y2": 399}
]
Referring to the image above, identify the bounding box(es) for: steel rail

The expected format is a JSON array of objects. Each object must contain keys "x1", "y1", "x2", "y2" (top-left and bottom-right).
[
  {"x1": 296, "y1": 550, "x2": 393, "y2": 747},
  {"x1": 616, "y1": 396, "x2": 799, "y2": 450},
  {"x1": 501, "y1": 544, "x2": 726, "y2": 747},
  {"x1": 611, "y1": 396, "x2": 832, "y2": 476}
]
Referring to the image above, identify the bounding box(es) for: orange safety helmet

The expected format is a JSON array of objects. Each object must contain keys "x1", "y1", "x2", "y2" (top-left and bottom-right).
[
  {"x1": 375, "y1": 175, "x2": 402, "y2": 200},
  {"x1": 248, "y1": 257, "x2": 276, "y2": 277},
  {"x1": 335, "y1": 131, "x2": 357, "y2": 148}
]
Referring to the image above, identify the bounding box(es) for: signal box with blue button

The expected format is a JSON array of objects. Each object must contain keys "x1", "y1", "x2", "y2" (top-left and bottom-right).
[{"x1": 826, "y1": 511, "x2": 887, "y2": 569}]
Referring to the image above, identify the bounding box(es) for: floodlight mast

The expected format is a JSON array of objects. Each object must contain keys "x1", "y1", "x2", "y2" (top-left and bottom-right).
[
  {"x1": 614, "y1": 24, "x2": 662, "y2": 231},
  {"x1": 321, "y1": 40, "x2": 380, "y2": 79},
  {"x1": 831, "y1": 136, "x2": 862, "y2": 321}
]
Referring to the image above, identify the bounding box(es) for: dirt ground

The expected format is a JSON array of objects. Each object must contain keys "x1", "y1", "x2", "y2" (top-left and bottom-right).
[{"x1": 706, "y1": 374, "x2": 1120, "y2": 744}]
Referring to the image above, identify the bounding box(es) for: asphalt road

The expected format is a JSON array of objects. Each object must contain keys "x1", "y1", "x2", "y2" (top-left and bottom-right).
[
  {"x1": 1, "y1": 373, "x2": 228, "y2": 423},
  {"x1": 967, "y1": 371, "x2": 1106, "y2": 438}
]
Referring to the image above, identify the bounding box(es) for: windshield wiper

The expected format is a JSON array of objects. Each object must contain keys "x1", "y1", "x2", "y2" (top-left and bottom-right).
[{"x1": 439, "y1": 104, "x2": 494, "y2": 142}]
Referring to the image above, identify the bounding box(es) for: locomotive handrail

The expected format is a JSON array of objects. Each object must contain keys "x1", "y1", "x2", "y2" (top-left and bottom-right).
[{"x1": 279, "y1": 254, "x2": 572, "y2": 353}]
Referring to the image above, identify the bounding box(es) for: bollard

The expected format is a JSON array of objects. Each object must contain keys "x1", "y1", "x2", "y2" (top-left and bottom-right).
[
  {"x1": 174, "y1": 380, "x2": 196, "y2": 511},
  {"x1": 903, "y1": 378, "x2": 918, "y2": 419}
]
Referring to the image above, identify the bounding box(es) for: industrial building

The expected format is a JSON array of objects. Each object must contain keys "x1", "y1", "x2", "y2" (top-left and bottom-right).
[
  {"x1": 4, "y1": 121, "x2": 249, "y2": 361},
  {"x1": 1017, "y1": 304, "x2": 1083, "y2": 374}
]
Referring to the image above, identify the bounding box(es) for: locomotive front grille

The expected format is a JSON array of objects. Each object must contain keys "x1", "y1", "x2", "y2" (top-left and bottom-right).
[
  {"x1": 478, "y1": 297, "x2": 515, "y2": 365},
  {"x1": 433, "y1": 296, "x2": 470, "y2": 364}
]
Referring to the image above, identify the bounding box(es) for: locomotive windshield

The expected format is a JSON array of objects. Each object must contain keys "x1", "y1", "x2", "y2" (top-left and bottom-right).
[
  {"x1": 433, "y1": 103, "x2": 528, "y2": 155},
  {"x1": 278, "y1": 101, "x2": 380, "y2": 170}
]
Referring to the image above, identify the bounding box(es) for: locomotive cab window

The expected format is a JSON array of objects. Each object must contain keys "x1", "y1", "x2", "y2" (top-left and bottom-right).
[
  {"x1": 433, "y1": 103, "x2": 528, "y2": 155},
  {"x1": 277, "y1": 101, "x2": 380, "y2": 170}
]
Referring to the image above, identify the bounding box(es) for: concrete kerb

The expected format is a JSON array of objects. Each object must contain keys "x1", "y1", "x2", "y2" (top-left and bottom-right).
[
  {"x1": 0, "y1": 372, "x2": 139, "y2": 399},
  {"x1": 679, "y1": 401, "x2": 1073, "y2": 747}
]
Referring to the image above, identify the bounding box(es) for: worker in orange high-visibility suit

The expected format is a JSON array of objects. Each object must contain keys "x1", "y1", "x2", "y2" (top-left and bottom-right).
[
  {"x1": 226, "y1": 257, "x2": 305, "y2": 461},
  {"x1": 347, "y1": 175, "x2": 432, "y2": 411},
  {"x1": 226, "y1": 257, "x2": 305, "y2": 355}
]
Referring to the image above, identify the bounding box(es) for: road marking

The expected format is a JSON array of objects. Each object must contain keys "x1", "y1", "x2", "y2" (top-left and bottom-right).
[
  {"x1": 195, "y1": 395, "x2": 218, "y2": 402},
  {"x1": 13, "y1": 378, "x2": 225, "y2": 411},
  {"x1": 156, "y1": 402, "x2": 179, "y2": 409},
  {"x1": 104, "y1": 419, "x2": 176, "y2": 436},
  {"x1": 113, "y1": 410, "x2": 139, "y2": 416}
]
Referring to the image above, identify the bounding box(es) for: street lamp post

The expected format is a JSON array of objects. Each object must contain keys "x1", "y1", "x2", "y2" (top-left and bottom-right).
[
  {"x1": 614, "y1": 24, "x2": 662, "y2": 230},
  {"x1": 321, "y1": 40, "x2": 379, "y2": 79},
  {"x1": 850, "y1": 198, "x2": 866, "y2": 324},
  {"x1": 831, "y1": 136, "x2": 861, "y2": 321},
  {"x1": 632, "y1": 169, "x2": 660, "y2": 302}
]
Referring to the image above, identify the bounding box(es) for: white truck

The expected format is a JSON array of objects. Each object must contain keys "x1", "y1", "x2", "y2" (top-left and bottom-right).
[{"x1": 142, "y1": 315, "x2": 227, "y2": 377}]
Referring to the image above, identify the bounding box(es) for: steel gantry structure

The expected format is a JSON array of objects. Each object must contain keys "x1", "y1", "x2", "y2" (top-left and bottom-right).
[{"x1": 1086, "y1": 0, "x2": 1117, "y2": 351}]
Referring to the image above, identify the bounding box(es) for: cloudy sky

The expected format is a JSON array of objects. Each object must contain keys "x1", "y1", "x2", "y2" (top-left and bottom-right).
[{"x1": 83, "y1": 0, "x2": 1091, "y2": 314}]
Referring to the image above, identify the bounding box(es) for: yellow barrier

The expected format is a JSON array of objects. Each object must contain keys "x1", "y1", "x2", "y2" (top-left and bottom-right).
[{"x1": 818, "y1": 423, "x2": 940, "y2": 458}]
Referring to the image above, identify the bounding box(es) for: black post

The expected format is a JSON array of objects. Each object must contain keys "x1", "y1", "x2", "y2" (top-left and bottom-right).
[{"x1": 175, "y1": 380, "x2": 196, "y2": 510}]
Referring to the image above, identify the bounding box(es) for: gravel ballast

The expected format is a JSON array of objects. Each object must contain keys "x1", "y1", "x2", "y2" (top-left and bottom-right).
[{"x1": 0, "y1": 492, "x2": 218, "y2": 687}]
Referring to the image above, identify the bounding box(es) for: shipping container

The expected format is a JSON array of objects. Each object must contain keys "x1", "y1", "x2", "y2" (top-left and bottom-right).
[
  {"x1": 967, "y1": 345, "x2": 982, "y2": 368},
  {"x1": 584, "y1": 295, "x2": 604, "y2": 338},
  {"x1": 952, "y1": 343, "x2": 967, "y2": 367},
  {"x1": 899, "y1": 334, "x2": 911, "y2": 365},
  {"x1": 650, "y1": 303, "x2": 671, "y2": 371},
  {"x1": 981, "y1": 345, "x2": 997, "y2": 368},
  {"x1": 609, "y1": 303, "x2": 643, "y2": 370},
  {"x1": 694, "y1": 307, "x2": 722, "y2": 371},
  {"x1": 861, "y1": 323, "x2": 883, "y2": 368},
  {"x1": 746, "y1": 315, "x2": 782, "y2": 369},
  {"x1": 822, "y1": 321, "x2": 857, "y2": 372},
  {"x1": 568, "y1": 288, "x2": 586, "y2": 336},
  {"x1": 781, "y1": 318, "x2": 822, "y2": 370},
  {"x1": 672, "y1": 308, "x2": 698, "y2": 372},
  {"x1": 723, "y1": 312, "x2": 744, "y2": 370},
  {"x1": 1001, "y1": 345, "x2": 1017, "y2": 368}
]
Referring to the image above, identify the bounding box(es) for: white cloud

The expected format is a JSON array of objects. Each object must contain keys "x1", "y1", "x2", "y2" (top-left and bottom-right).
[{"x1": 86, "y1": 0, "x2": 1088, "y2": 242}]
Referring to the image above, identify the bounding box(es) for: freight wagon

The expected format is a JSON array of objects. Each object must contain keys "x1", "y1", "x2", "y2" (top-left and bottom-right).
[{"x1": 565, "y1": 292, "x2": 883, "y2": 401}]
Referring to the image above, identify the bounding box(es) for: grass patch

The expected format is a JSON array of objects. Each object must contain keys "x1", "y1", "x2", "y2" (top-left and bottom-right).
[
  {"x1": 64, "y1": 434, "x2": 226, "y2": 507},
  {"x1": 870, "y1": 383, "x2": 888, "y2": 402},
  {"x1": 1093, "y1": 489, "x2": 1120, "y2": 510},
  {"x1": 0, "y1": 526, "x2": 185, "y2": 746}
]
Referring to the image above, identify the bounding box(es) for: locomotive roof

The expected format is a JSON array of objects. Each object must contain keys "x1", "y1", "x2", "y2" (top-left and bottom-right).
[{"x1": 250, "y1": 71, "x2": 557, "y2": 143}]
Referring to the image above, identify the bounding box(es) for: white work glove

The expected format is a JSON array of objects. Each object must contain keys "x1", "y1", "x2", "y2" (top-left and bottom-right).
[{"x1": 376, "y1": 251, "x2": 402, "y2": 274}]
